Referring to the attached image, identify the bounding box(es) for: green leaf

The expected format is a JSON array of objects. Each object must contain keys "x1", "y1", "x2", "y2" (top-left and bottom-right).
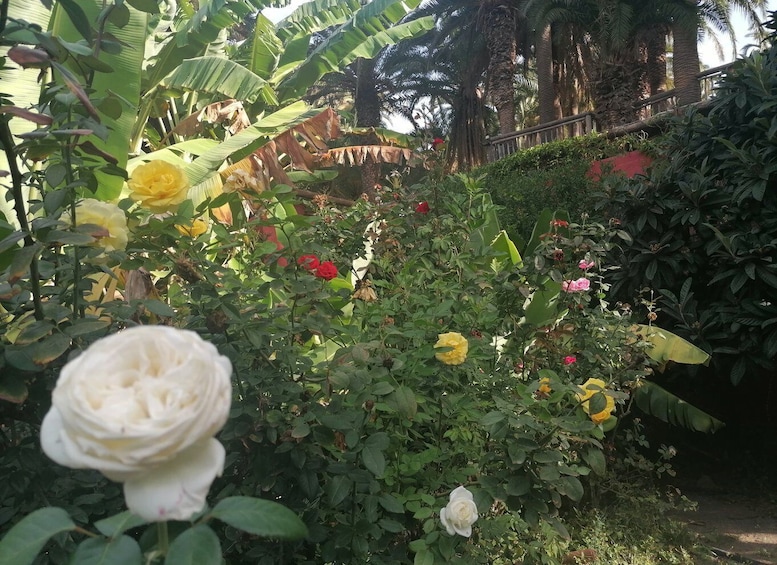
[
  {"x1": 71, "y1": 536, "x2": 143, "y2": 565},
  {"x1": 209, "y1": 496, "x2": 308, "y2": 540},
  {"x1": 361, "y1": 446, "x2": 386, "y2": 477},
  {"x1": 64, "y1": 318, "x2": 112, "y2": 337},
  {"x1": 158, "y1": 56, "x2": 277, "y2": 106},
  {"x1": 389, "y1": 386, "x2": 417, "y2": 419},
  {"x1": 56, "y1": 0, "x2": 93, "y2": 41},
  {"x1": 524, "y1": 209, "x2": 569, "y2": 257},
  {"x1": 0, "y1": 372, "x2": 28, "y2": 404},
  {"x1": 125, "y1": 0, "x2": 159, "y2": 14},
  {"x1": 49, "y1": 1, "x2": 149, "y2": 200},
  {"x1": 0, "y1": 2, "x2": 53, "y2": 226},
  {"x1": 582, "y1": 447, "x2": 606, "y2": 476},
  {"x1": 94, "y1": 511, "x2": 147, "y2": 538},
  {"x1": 164, "y1": 525, "x2": 221, "y2": 565},
  {"x1": 277, "y1": 0, "x2": 434, "y2": 101},
  {"x1": 142, "y1": 300, "x2": 175, "y2": 317},
  {"x1": 326, "y1": 475, "x2": 352, "y2": 507},
  {"x1": 558, "y1": 476, "x2": 584, "y2": 502},
  {"x1": 634, "y1": 324, "x2": 710, "y2": 365},
  {"x1": 490, "y1": 230, "x2": 522, "y2": 267},
  {"x1": 0, "y1": 507, "x2": 76, "y2": 565},
  {"x1": 633, "y1": 381, "x2": 725, "y2": 433},
  {"x1": 523, "y1": 280, "x2": 562, "y2": 328}
]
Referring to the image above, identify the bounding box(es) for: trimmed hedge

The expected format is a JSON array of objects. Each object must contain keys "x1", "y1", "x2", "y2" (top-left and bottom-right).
[{"x1": 476, "y1": 133, "x2": 652, "y2": 242}]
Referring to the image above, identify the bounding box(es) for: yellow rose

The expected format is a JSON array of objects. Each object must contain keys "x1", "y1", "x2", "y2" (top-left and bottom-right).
[
  {"x1": 576, "y1": 378, "x2": 616, "y2": 424},
  {"x1": 64, "y1": 199, "x2": 128, "y2": 253},
  {"x1": 434, "y1": 332, "x2": 468, "y2": 365},
  {"x1": 175, "y1": 218, "x2": 208, "y2": 237},
  {"x1": 538, "y1": 377, "x2": 552, "y2": 395},
  {"x1": 128, "y1": 160, "x2": 190, "y2": 212}
]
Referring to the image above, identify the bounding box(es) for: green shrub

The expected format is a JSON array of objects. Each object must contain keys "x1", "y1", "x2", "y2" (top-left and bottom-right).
[
  {"x1": 475, "y1": 134, "x2": 652, "y2": 243},
  {"x1": 598, "y1": 15, "x2": 777, "y2": 390}
]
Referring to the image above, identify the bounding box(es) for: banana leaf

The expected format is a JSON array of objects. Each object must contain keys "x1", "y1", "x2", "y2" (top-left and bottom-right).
[
  {"x1": 0, "y1": 1, "x2": 53, "y2": 225},
  {"x1": 49, "y1": 1, "x2": 149, "y2": 200},
  {"x1": 634, "y1": 324, "x2": 711, "y2": 366},
  {"x1": 633, "y1": 380, "x2": 725, "y2": 433},
  {"x1": 158, "y1": 56, "x2": 278, "y2": 106},
  {"x1": 276, "y1": 0, "x2": 434, "y2": 101}
]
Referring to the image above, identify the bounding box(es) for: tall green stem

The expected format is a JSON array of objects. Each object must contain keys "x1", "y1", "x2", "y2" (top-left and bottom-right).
[
  {"x1": 157, "y1": 521, "x2": 169, "y2": 555},
  {"x1": 0, "y1": 119, "x2": 44, "y2": 320},
  {"x1": 63, "y1": 141, "x2": 83, "y2": 318}
]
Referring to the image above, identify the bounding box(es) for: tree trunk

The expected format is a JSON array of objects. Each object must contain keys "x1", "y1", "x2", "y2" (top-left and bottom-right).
[
  {"x1": 592, "y1": 48, "x2": 645, "y2": 130},
  {"x1": 355, "y1": 57, "x2": 381, "y2": 201},
  {"x1": 483, "y1": 1, "x2": 517, "y2": 134},
  {"x1": 645, "y1": 26, "x2": 667, "y2": 96},
  {"x1": 449, "y1": 54, "x2": 487, "y2": 172},
  {"x1": 537, "y1": 24, "x2": 559, "y2": 124},
  {"x1": 672, "y1": 19, "x2": 701, "y2": 106}
]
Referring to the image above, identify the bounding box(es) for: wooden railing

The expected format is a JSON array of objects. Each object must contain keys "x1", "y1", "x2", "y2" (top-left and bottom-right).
[
  {"x1": 484, "y1": 63, "x2": 734, "y2": 162},
  {"x1": 485, "y1": 112, "x2": 596, "y2": 162}
]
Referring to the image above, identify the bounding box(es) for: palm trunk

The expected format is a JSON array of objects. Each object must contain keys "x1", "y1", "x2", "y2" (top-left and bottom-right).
[
  {"x1": 449, "y1": 55, "x2": 487, "y2": 172},
  {"x1": 483, "y1": 1, "x2": 517, "y2": 134},
  {"x1": 537, "y1": 24, "x2": 559, "y2": 124},
  {"x1": 355, "y1": 57, "x2": 381, "y2": 201},
  {"x1": 592, "y1": 48, "x2": 645, "y2": 129},
  {"x1": 672, "y1": 19, "x2": 701, "y2": 106},
  {"x1": 645, "y1": 26, "x2": 667, "y2": 95}
]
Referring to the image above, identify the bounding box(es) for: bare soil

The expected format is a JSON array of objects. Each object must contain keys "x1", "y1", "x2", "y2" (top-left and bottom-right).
[{"x1": 675, "y1": 490, "x2": 777, "y2": 564}]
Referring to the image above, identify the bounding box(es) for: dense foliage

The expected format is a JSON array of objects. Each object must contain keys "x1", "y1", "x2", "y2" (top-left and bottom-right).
[
  {"x1": 600, "y1": 19, "x2": 777, "y2": 386},
  {"x1": 596, "y1": 17, "x2": 777, "y2": 456},
  {"x1": 474, "y1": 134, "x2": 651, "y2": 242}
]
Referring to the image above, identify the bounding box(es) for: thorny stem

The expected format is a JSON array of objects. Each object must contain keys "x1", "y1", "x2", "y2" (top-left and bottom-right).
[{"x1": 0, "y1": 119, "x2": 44, "y2": 320}]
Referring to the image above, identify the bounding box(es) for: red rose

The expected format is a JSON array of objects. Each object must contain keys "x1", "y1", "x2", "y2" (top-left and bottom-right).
[
  {"x1": 298, "y1": 254, "x2": 320, "y2": 271},
  {"x1": 315, "y1": 261, "x2": 338, "y2": 280},
  {"x1": 432, "y1": 137, "x2": 445, "y2": 149},
  {"x1": 415, "y1": 201, "x2": 430, "y2": 214}
]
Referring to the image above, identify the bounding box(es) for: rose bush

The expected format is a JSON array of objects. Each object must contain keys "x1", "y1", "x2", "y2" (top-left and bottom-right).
[
  {"x1": 40, "y1": 326, "x2": 232, "y2": 521},
  {"x1": 439, "y1": 486, "x2": 479, "y2": 537},
  {"x1": 127, "y1": 160, "x2": 190, "y2": 213}
]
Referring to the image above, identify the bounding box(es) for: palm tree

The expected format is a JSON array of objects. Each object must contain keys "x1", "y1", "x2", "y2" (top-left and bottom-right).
[
  {"x1": 381, "y1": 0, "x2": 491, "y2": 170},
  {"x1": 479, "y1": 0, "x2": 521, "y2": 133},
  {"x1": 672, "y1": 0, "x2": 767, "y2": 106}
]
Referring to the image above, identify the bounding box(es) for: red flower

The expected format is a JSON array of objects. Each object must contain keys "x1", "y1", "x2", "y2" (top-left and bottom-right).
[
  {"x1": 551, "y1": 219, "x2": 569, "y2": 228},
  {"x1": 415, "y1": 201, "x2": 430, "y2": 214},
  {"x1": 563, "y1": 355, "x2": 577, "y2": 366},
  {"x1": 315, "y1": 261, "x2": 338, "y2": 280},
  {"x1": 432, "y1": 137, "x2": 445, "y2": 149},
  {"x1": 297, "y1": 254, "x2": 320, "y2": 271}
]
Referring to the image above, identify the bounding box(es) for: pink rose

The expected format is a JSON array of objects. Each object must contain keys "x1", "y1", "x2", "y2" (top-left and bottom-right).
[
  {"x1": 563, "y1": 355, "x2": 577, "y2": 365},
  {"x1": 578, "y1": 259, "x2": 595, "y2": 270},
  {"x1": 562, "y1": 278, "x2": 590, "y2": 292}
]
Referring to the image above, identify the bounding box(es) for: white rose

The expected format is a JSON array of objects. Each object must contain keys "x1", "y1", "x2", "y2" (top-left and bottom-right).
[
  {"x1": 440, "y1": 486, "x2": 478, "y2": 537},
  {"x1": 40, "y1": 326, "x2": 232, "y2": 522}
]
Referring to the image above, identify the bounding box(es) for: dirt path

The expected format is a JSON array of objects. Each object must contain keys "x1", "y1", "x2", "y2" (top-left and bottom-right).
[{"x1": 676, "y1": 491, "x2": 777, "y2": 564}]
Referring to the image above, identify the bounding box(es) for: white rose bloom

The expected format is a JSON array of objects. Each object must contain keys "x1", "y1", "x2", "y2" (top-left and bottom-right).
[
  {"x1": 40, "y1": 326, "x2": 232, "y2": 522},
  {"x1": 440, "y1": 485, "x2": 479, "y2": 537}
]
